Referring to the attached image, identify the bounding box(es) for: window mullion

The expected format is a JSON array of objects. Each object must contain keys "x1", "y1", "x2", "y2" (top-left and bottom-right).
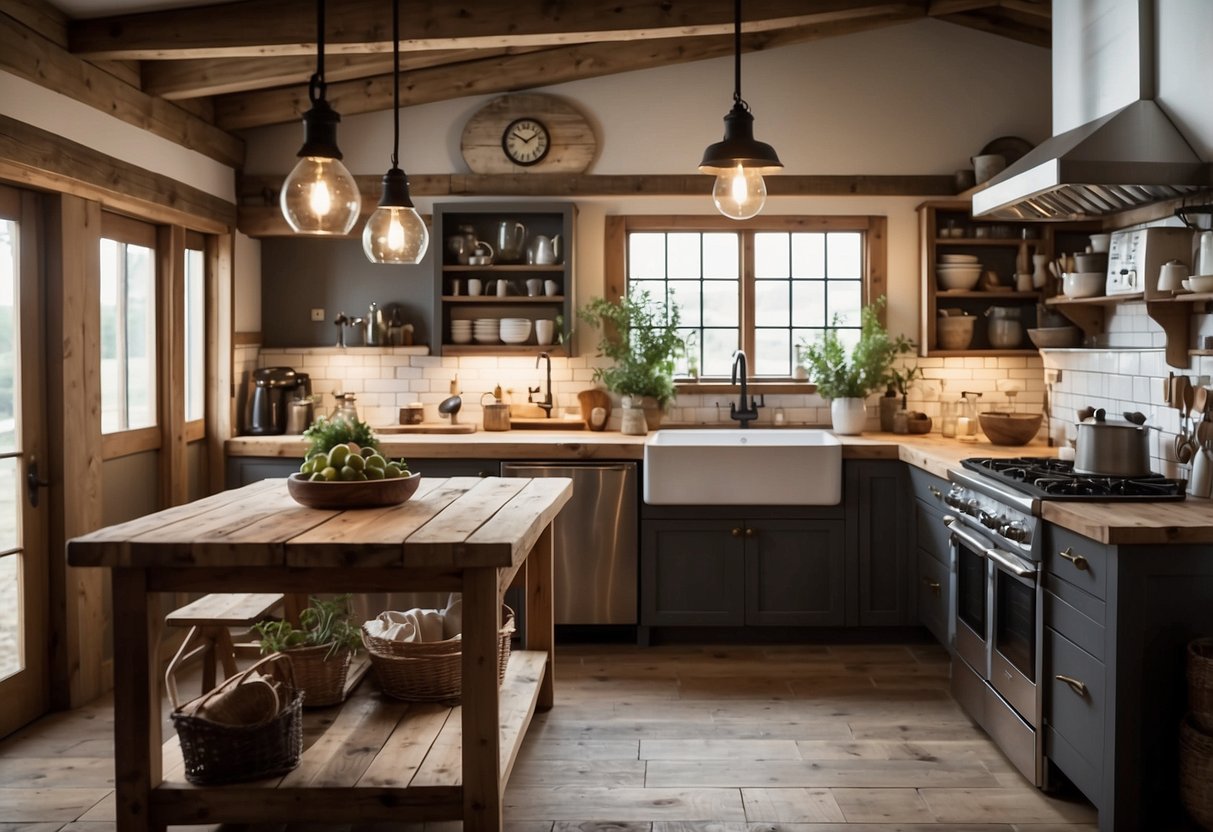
[{"x1": 741, "y1": 231, "x2": 756, "y2": 360}]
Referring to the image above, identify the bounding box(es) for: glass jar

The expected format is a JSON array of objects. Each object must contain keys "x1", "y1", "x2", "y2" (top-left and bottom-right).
[
  {"x1": 331, "y1": 392, "x2": 358, "y2": 423},
  {"x1": 940, "y1": 398, "x2": 959, "y2": 438}
]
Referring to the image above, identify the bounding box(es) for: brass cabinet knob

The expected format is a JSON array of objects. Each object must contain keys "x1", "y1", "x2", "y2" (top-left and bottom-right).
[
  {"x1": 929, "y1": 485, "x2": 942, "y2": 499},
  {"x1": 744, "y1": 527, "x2": 755, "y2": 538},
  {"x1": 731, "y1": 527, "x2": 743, "y2": 537},
  {"x1": 1059, "y1": 547, "x2": 1090, "y2": 571},
  {"x1": 922, "y1": 577, "x2": 941, "y2": 595}
]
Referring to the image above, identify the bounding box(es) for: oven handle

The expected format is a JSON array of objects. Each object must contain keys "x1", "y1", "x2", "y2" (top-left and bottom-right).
[{"x1": 943, "y1": 515, "x2": 1037, "y2": 579}]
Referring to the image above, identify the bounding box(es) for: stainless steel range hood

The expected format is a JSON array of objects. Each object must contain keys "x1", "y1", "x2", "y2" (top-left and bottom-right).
[{"x1": 971, "y1": 100, "x2": 1211, "y2": 221}]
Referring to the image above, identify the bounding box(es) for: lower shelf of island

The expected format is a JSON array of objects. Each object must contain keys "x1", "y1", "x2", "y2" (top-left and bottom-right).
[
  {"x1": 923, "y1": 349, "x2": 1040, "y2": 358},
  {"x1": 151, "y1": 650, "x2": 547, "y2": 826}
]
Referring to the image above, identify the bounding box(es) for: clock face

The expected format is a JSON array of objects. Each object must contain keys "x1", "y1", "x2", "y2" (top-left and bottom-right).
[{"x1": 501, "y1": 117, "x2": 551, "y2": 167}]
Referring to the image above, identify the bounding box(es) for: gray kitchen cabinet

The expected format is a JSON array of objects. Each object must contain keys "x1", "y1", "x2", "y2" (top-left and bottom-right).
[
  {"x1": 226, "y1": 456, "x2": 301, "y2": 488},
  {"x1": 908, "y1": 466, "x2": 955, "y2": 651},
  {"x1": 847, "y1": 461, "x2": 913, "y2": 626},
  {"x1": 640, "y1": 508, "x2": 846, "y2": 630},
  {"x1": 1040, "y1": 522, "x2": 1213, "y2": 831}
]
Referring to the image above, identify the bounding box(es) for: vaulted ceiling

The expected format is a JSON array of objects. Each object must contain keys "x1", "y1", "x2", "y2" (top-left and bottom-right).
[{"x1": 36, "y1": 0, "x2": 1049, "y2": 136}]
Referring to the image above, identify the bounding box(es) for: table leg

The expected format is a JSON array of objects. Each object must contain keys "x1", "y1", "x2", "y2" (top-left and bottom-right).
[
  {"x1": 462, "y1": 566, "x2": 502, "y2": 832},
  {"x1": 526, "y1": 522, "x2": 555, "y2": 710},
  {"x1": 111, "y1": 569, "x2": 163, "y2": 832}
]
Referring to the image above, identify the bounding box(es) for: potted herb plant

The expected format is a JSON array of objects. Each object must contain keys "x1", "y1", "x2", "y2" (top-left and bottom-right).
[
  {"x1": 578, "y1": 290, "x2": 683, "y2": 428},
  {"x1": 797, "y1": 297, "x2": 916, "y2": 435},
  {"x1": 253, "y1": 594, "x2": 362, "y2": 707}
]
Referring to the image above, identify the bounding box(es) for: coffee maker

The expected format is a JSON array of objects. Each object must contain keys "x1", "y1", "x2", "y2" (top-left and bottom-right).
[{"x1": 247, "y1": 367, "x2": 298, "y2": 435}]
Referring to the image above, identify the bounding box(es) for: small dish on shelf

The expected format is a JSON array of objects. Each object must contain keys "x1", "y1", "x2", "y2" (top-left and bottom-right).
[{"x1": 1186, "y1": 274, "x2": 1213, "y2": 293}]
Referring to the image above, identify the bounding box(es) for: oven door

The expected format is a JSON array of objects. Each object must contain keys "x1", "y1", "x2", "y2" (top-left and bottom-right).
[
  {"x1": 988, "y1": 547, "x2": 1040, "y2": 726},
  {"x1": 945, "y1": 516, "x2": 991, "y2": 679}
]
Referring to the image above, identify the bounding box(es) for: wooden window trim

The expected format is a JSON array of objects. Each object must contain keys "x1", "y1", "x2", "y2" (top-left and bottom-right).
[
  {"x1": 101, "y1": 425, "x2": 160, "y2": 460},
  {"x1": 0, "y1": 184, "x2": 20, "y2": 219},
  {"x1": 605, "y1": 214, "x2": 889, "y2": 380},
  {"x1": 184, "y1": 419, "x2": 205, "y2": 443}
]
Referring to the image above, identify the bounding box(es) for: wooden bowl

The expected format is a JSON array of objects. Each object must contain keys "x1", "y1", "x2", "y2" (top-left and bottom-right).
[
  {"x1": 979, "y1": 411, "x2": 1043, "y2": 446},
  {"x1": 286, "y1": 472, "x2": 421, "y2": 509}
]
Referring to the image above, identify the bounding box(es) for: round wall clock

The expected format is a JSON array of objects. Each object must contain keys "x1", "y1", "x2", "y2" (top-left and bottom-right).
[
  {"x1": 461, "y1": 93, "x2": 597, "y2": 174},
  {"x1": 501, "y1": 117, "x2": 551, "y2": 166}
]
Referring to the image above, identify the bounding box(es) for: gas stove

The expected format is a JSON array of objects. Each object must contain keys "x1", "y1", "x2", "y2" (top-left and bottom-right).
[{"x1": 960, "y1": 457, "x2": 1187, "y2": 502}]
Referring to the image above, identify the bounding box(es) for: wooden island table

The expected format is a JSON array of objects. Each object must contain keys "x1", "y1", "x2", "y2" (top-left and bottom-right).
[{"x1": 67, "y1": 475, "x2": 572, "y2": 832}]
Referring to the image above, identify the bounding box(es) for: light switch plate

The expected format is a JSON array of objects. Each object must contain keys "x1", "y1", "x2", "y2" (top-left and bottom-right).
[{"x1": 310, "y1": 308, "x2": 325, "y2": 321}]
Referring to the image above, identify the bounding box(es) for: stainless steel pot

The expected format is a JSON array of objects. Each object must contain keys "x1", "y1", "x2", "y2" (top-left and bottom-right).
[{"x1": 1073, "y1": 408, "x2": 1152, "y2": 477}]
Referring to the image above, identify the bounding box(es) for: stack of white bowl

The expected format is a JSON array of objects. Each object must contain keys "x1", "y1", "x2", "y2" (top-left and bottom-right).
[
  {"x1": 450, "y1": 320, "x2": 472, "y2": 344},
  {"x1": 473, "y1": 318, "x2": 500, "y2": 344},
  {"x1": 499, "y1": 318, "x2": 533, "y2": 345},
  {"x1": 937, "y1": 254, "x2": 982, "y2": 290}
]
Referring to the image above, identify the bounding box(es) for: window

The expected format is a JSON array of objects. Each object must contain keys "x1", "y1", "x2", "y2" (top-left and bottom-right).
[
  {"x1": 613, "y1": 216, "x2": 885, "y2": 379},
  {"x1": 100, "y1": 215, "x2": 157, "y2": 434},
  {"x1": 183, "y1": 238, "x2": 206, "y2": 425}
]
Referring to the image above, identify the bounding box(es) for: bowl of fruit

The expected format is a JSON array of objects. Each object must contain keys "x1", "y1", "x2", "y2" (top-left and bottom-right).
[{"x1": 288, "y1": 442, "x2": 420, "y2": 509}]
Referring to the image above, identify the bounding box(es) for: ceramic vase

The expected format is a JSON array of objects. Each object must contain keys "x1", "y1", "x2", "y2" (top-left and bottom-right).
[{"x1": 831, "y1": 398, "x2": 867, "y2": 435}]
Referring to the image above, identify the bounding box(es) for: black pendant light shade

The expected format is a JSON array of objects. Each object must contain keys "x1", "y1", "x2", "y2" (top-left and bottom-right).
[
  {"x1": 699, "y1": 0, "x2": 782, "y2": 220},
  {"x1": 363, "y1": 0, "x2": 428, "y2": 264},
  {"x1": 280, "y1": 0, "x2": 361, "y2": 236}
]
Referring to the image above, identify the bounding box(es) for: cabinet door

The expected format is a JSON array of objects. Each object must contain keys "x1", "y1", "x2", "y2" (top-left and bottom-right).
[
  {"x1": 916, "y1": 548, "x2": 950, "y2": 648},
  {"x1": 848, "y1": 461, "x2": 913, "y2": 626},
  {"x1": 226, "y1": 456, "x2": 302, "y2": 488},
  {"x1": 745, "y1": 519, "x2": 845, "y2": 626},
  {"x1": 641, "y1": 519, "x2": 744, "y2": 627}
]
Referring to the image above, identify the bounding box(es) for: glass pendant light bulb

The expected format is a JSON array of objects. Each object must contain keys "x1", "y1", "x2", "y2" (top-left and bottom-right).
[
  {"x1": 712, "y1": 164, "x2": 767, "y2": 220},
  {"x1": 280, "y1": 155, "x2": 361, "y2": 235},
  {"x1": 363, "y1": 202, "x2": 429, "y2": 264}
]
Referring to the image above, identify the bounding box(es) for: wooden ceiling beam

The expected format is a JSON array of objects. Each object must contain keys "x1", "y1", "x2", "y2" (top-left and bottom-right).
[
  {"x1": 937, "y1": 11, "x2": 1049, "y2": 47},
  {"x1": 999, "y1": 0, "x2": 1050, "y2": 21},
  {"x1": 68, "y1": 0, "x2": 920, "y2": 60},
  {"x1": 0, "y1": 11, "x2": 244, "y2": 168},
  {"x1": 237, "y1": 171, "x2": 956, "y2": 237},
  {"x1": 215, "y1": 12, "x2": 920, "y2": 130},
  {"x1": 142, "y1": 47, "x2": 544, "y2": 100},
  {"x1": 927, "y1": 0, "x2": 999, "y2": 15}
]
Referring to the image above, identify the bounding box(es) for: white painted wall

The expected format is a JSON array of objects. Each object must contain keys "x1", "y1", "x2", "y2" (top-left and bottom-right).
[
  {"x1": 233, "y1": 231, "x2": 261, "y2": 332},
  {"x1": 1051, "y1": 0, "x2": 1145, "y2": 133},
  {"x1": 242, "y1": 19, "x2": 1051, "y2": 342}
]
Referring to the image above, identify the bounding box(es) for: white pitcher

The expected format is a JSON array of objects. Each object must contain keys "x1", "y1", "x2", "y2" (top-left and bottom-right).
[{"x1": 1197, "y1": 231, "x2": 1213, "y2": 277}]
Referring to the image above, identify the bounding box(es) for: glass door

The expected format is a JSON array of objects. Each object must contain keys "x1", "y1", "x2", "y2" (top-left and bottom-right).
[{"x1": 0, "y1": 185, "x2": 49, "y2": 737}]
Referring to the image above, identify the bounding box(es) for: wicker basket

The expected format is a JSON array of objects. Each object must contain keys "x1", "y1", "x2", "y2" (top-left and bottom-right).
[
  {"x1": 282, "y1": 643, "x2": 353, "y2": 707},
  {"x1": 1180, "y1": 714, "x2": 1213, "y2": 830},
  {"x1": 362, "y1": 606, "x2": 514, "y2": 702},
  {"x1": 167, "y1": 652, "x2": 303, "y2": 786},
  {"x1": 1188, "y1": 637, "x2": 1213, "y2": 732}
]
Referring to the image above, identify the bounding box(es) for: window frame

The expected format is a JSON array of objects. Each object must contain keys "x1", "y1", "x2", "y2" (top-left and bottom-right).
[
  {"x1": 605, "y1": 215, "x2": 888, "y2": 383},
  {"x1": 99, "y1": 212, "x2": 160, "y2": 457},
  {"x1": 183, "y1": 230, "x2": 207, "y2": 441}
]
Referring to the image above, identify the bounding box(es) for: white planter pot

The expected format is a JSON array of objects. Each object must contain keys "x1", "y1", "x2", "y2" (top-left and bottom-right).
[{"x1": 831, "y1": 398, "x2": 867, "y2": 435}]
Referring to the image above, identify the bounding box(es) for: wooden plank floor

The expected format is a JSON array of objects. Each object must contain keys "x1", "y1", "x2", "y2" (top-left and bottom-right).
[{"x1": 0, "y1": 642, "x2": 1100, "y2": 831}]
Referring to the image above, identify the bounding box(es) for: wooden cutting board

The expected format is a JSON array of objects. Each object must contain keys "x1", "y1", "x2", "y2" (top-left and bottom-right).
[
  {"x1": 510, "y1": 417, "x2": 586, "y2": 430},
  {"x1": 375, "y1": 423, "x2": 477, "y2": 434}
]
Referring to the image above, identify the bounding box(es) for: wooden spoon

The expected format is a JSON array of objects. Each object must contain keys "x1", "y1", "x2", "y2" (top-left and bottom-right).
[{"x1": 1196, "y1": 386, "x2": 1210, "y2": 417}]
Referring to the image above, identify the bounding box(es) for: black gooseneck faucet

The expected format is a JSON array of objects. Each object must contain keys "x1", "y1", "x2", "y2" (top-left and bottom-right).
[
  {"x1": 535, "y1": 351, "x2": 554, "y2": 418},
  {"x1": 730, "y1": 349, "x2": 762, "y2": 427}
]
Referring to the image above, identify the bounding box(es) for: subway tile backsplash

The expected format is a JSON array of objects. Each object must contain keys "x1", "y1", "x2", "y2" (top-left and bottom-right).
[{"x1": 250, "y1": 297, "x2": 1213, "y2": 483}]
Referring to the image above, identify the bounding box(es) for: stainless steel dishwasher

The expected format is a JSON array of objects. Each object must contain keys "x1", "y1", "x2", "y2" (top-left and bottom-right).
[{"x1": 500, "y1": 462, "x2": 637, "y2": 625}]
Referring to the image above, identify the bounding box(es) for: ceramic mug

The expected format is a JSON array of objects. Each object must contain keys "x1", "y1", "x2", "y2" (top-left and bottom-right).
[
  {"x1": 526, "y1": 278, "x2": 543, "y2": 297},
  {"x1": 535, "y1": 319, "x2": 555, "y2": 345},
  {"x1": 544, "y1": 279, "x2": 560, "y2": 296},
  {"x1": 467, "y1": 278, "x2": 483, "y2": 296},
  {"x1": 1159, "y1": 261, "x2": 1186, "y2": 293},
  {"x1": 496, "y1": 279, "x2": 510, "y2": 297}
]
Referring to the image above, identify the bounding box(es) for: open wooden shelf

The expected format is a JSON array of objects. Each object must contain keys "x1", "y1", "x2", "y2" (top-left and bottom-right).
[
  {"x1": 443, "y1": 295, "x2": 565, "y2": 303},
  {"x1": 929, "y1": 349, "x2": 1040, "y2": 358},
  {"x1": 935, "y1": 238, "x2": 1045, "y2": 246},
  {"x1": 1045, "y1": 293, "x2": 1142, "y2": 305},
  {"x1": 442, "y1": 344, "x2": 566, "y2": 356},
  {"x1": 154, "y1": 651, "x2": 547, "y2": 826},
  {"x1": 936, "y1": 290, "x2": 1039, "y2": 299},
  {"x1": 443, "y1": 264, "x2": 565, "y2": 272}
]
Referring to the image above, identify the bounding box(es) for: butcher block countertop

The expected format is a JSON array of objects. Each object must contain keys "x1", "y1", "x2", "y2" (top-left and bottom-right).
[{"x1": 228, "y1": 429, "x2": 1213, "y2": 545}]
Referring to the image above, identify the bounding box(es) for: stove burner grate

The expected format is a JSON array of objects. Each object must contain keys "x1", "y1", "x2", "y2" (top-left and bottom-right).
[{"x1": 962, "y1": 457, "x2": 1187, "y2": 501}]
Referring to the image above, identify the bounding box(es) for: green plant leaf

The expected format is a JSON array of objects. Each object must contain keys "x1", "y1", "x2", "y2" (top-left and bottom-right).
[
  {"x1": 796, "y1": 296, "x2": 916, "y2": 400},
  {"x1": 577, "y1": 290, "x2": 683, "y2": 407}
]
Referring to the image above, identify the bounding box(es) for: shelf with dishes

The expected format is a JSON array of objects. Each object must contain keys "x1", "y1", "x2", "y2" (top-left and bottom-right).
[
  {"x1": 447, "y1": 315, "x2": 561, "y2": 351},
  {"x1": 442, "y1": 264, "x2": 565, "y2": 272},
  {"x1": 442, "y1": 295, "x2": 565, "y2": 303},
  {"x1": 934, "y1": 237, "x2": 1046, "y2": 246}
]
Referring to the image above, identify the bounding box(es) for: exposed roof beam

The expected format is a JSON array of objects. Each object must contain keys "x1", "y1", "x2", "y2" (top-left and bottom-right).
[
  {"x1": 937, "y1": 11, "x2": 1049, "y2": 47},
  {"x1": 0, "y1": 10, "x2": 244, "y2": 168},
  {"x1": 69, "y1": 0, "x2": 920, "y2": 60},
  {"x1": 215, "y1": 12, "x2": 920, "y2": 130},
  {"x1": 143, "y1": 48, "x2": 533, "y2": 99},
  {"x1": 927, "y1": 0, "x2": 998, "y2": 14}
]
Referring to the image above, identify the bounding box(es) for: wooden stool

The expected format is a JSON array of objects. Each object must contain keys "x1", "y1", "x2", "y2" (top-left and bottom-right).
[{"x1": 165, "y1": 593, "x2": 284, "y2": 694}]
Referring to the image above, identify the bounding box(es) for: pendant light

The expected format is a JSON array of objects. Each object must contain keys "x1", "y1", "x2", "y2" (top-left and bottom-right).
[
  {"x1": 698, "y1": 0, "x2": 782, "y2": 220},
  {"x1": 280, "y1": 0, "x2": 361, "y2": 236},
  {"x1": 363, "y1": 0, "x2": 428, "y2": 263}
]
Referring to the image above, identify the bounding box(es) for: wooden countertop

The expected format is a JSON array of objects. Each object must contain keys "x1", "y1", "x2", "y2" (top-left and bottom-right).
[{"x1": 226, "y1": 430, "x2": 1213, "y2": 546}]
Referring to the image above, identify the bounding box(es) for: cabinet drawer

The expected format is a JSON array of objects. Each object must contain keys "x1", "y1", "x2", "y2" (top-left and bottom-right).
[
  {"x1": 916, "y1": 501, "x2": 952, "y2": 565},
  {"x1": 916, "y1": 548, "x2": 949, "y2": 647},
  {"x1": 1044, "y1": 581, "x2": 1106, "y2": 660},
  {"x1": 1044, "y1": 525, "x2": 1110, "y2": 602},
  {"x1": 1046, "y1": 627, "x2": 1106, "y2": 774},
  {"x1": 908, "y1": 467, "x2": 949, "y2": 502}
]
